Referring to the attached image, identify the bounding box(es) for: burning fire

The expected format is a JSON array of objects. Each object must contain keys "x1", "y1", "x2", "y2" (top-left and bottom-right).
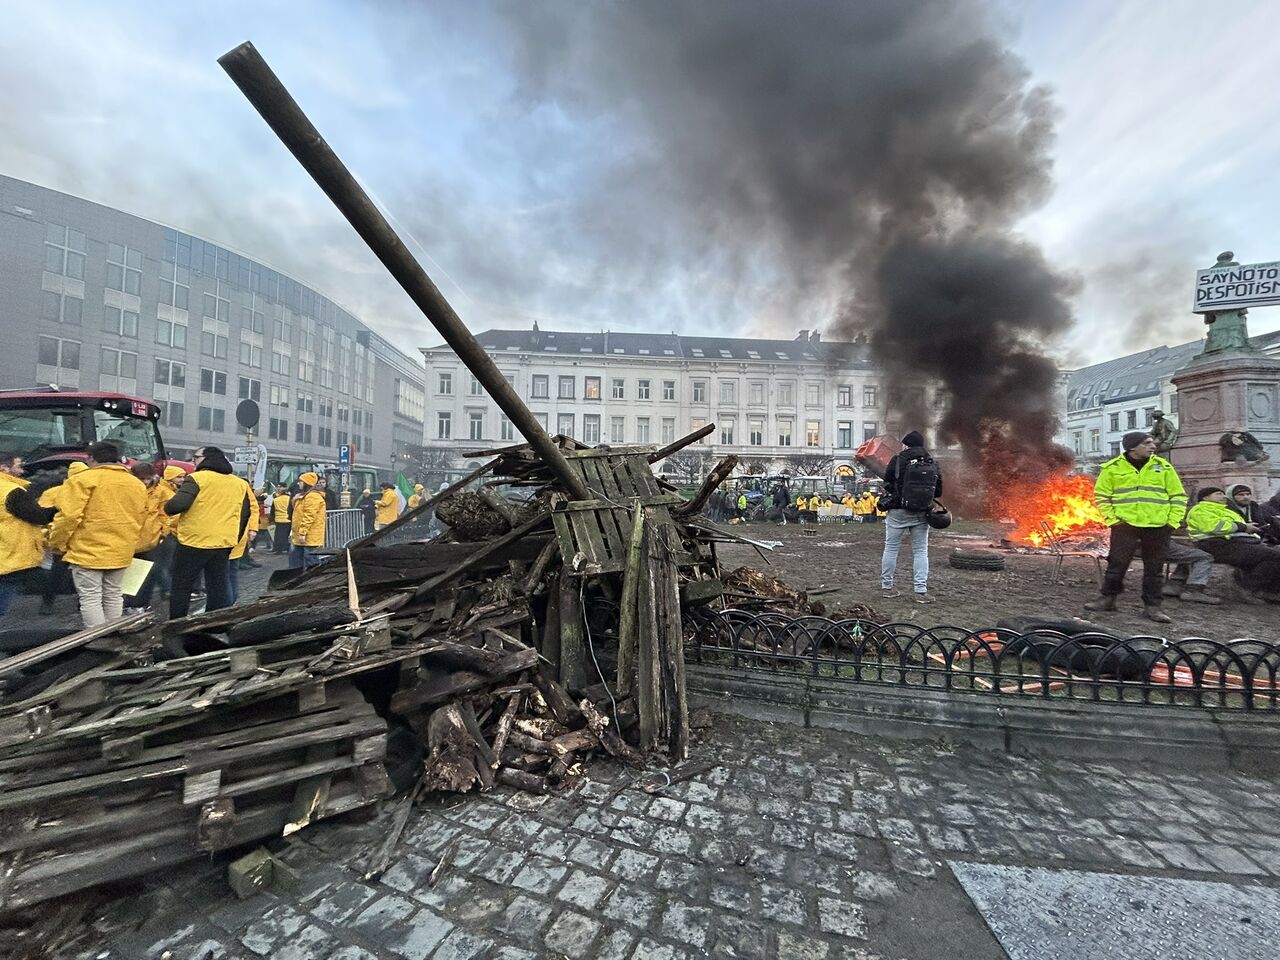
[{"x1": 1002, "y1": 474, "x2": 1105, "y2": 547}]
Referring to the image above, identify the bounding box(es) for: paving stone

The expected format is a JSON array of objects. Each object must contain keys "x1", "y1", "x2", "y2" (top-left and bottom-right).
[
  {"x1": 648, "y1": 796, "x2": 689, "y2": 822},
  {"x1": 817, "y1": 898, "x2": 868, "y2": 939},
  {"x1": 1195, "y1": 845, "x2": 1267, "y2": 876},
  {"x1": 329, "y1": 946, "x2": 379, "y2": 960},
  {"x1": 1146, "y1": 840, "x2": 1218, "y2": 872},
  {"x1": 493, "y1": 894, "x2": 554, "y2": 938},
  {"x1": 239, "y1": 903, "x2": 308, "y2": 956},
  {"x1": 776, "y1": 930, "x2": 832, "y2": 959},
  {"x1": 650, "y1": 826, "x2": 696, "y2": 856},
  {"x1": 557, "y1": 869, "x2": 613, "y2": 910},
  {"x1": 350, "y1": 892, "x2": 417, "y2": 939},
  {"x1": 511, "y1": 859, "x2": 568, "y2": 894},
  {"x1": 771, "y1": 821, "x2": 812, "y2": 849},
  {"x1": 835, "y1": 810, "x2": 878, "y2": 837},
  {"x1": 660, "y1": 900, "x2": 712, "y2": 947},
  {"x1": 610, "y1": 847, "x2": 661, "y2": 879},
  {"x1": 542, "y1": 910, "x2": 603, "y2": 959},
  {"x1": 877, "y1": 817, "x2": 922, "y2": 845},
  {"x1": 601, "y1": 885, "x2": 661, "y2": 928},
  {"x1": 759, "y1": 882, "x2": 806, "y2": 926},
  {"x1": 384, "y1": 908, "x2": 458, "y2": 960},
  {"x1": 431, "y1": 928, "x2": 491, "y2": 960},
  {"x1": 655, "y1": 859, "x2": 701, "y2": 892},
  {"x1": 596, "y1": 928, "x2": 638, "y2": 960},
  {"x1": 683, "y1": 780, "x2": 720, "y2": 803},
  {"x1": 709, "y1": 883, "x2": 753, "y2": 913},
  {"x1": 629, "y1": 939, "x2": 685, "y2": 960},
  {"x1": 568, "y1": 836, "x2": 616, "y2": 869},
  {"x1": 612, "y1": 814, "x2": 658, "y2": 846},
  {"x1": 270, "y1": 924, "x2": 340, "y2": 960},
  {"x1": 713, "y1": 913, "x2": 771, "y2": 959},
  {"x1": 491, "y1": 948, "x2": 539, "y2": 960}
]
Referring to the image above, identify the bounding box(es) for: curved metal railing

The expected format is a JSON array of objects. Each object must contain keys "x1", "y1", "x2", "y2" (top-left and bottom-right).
[{"x1": 686, "y1": 608, "x2": 1280, "y2": 712}]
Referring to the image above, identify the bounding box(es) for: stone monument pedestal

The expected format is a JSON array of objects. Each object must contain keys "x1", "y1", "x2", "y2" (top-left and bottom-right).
[{"x1": 1170, "y1": 350, "x2": 1280, "y2": 500}]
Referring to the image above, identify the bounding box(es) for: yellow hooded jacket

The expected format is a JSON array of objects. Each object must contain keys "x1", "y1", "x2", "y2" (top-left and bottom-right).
[
  {"x1": 1094, "y1": 454, "x2": 1187, "y2": 528},
  {"x1": 230, "y1": 478, "x2": 261, "y2": 559},
  {"x1": 291, "y1": 489, "x2": 327, "y2": 547},
  {"x1": 0, "y1": 472, "x2": 47, "y2": 576},
  {"x1": 375, "y1": 488, "x2": 399, "y2": 526},
  {"x1": 37, "y1": 461, "x2": 88, "y2": 511},
  {"x1": 48, "y1": 464, "x2": 148, "y2": 569},
  {"x1": 167, "y1": 470, "x2": 252, "y2": 550}
]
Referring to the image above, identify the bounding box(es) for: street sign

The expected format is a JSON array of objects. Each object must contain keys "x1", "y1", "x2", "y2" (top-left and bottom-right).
[
  {"x1": 1193, "y1": 259, "x2": 1280, "y2": 313},
  {"x1": 338, "y1": 444, "x2": 352, "y2": 473},
  {"x1": 233, "y1": 446, "x2": 260, "y2": 466},
  {"x1": 235, "y1": 398, "x2": 261, "y2": 429}
]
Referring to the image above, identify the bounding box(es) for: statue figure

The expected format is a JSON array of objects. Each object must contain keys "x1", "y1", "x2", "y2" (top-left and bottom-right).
[
  {"x1": 1201, "y1": 251, "x2": 1256, "y2": 355},
  {"x1": 1219, "y1": 431, "x2": 1270, "y2": 464},
  {"x1": 1150, "y1": 410, "x2": 1177, "y2": 454}
]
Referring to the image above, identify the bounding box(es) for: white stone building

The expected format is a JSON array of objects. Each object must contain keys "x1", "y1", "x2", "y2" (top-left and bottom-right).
[{"x1": 420, "y1": 327, "x2": 908, "y2": 475}]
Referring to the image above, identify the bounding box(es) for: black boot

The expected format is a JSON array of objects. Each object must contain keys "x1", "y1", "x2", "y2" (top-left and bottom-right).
[
  {"x1": 1144, "y1": 604, "x2": 1173, "y2": 624},
  {"x1": 1083, "y1": 595, "x2": 1117, "y2": 612}
]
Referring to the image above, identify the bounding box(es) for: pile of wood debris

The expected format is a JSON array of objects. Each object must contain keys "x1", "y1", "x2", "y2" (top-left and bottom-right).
[{"x1": 0, "y1": 430, "x2": 774, "y2": 913}]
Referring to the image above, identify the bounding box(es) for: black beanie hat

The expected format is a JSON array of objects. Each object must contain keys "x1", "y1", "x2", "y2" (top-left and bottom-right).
[
  {"x1": 901, "y1": 431, "x2": 925, "y2": 448},
  {"x1": 1197, "y1": 486, "x2": 1224, "y2": 502},
  {"x1": 1121, "y1": 432, "x2": 1150, "y2": 452}
]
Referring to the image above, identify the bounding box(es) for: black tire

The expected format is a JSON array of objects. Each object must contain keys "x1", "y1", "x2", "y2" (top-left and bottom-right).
[
  {"x1": 227, "y1": 604, "x2": 356, "y2": 647},
  {"x1": 948, "y1": 548, "x2": 1007, "y2": 572}
]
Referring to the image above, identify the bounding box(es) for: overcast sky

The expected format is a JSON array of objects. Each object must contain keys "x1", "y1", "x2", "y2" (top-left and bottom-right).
[{"x1": 2, "y1": 0, "x2": 1277, "y2": 368}]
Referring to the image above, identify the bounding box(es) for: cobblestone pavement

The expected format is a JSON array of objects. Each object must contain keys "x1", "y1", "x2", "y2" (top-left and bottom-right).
[{"x1": 57, "y1": 714, "x2": 1280, "y2": 960}]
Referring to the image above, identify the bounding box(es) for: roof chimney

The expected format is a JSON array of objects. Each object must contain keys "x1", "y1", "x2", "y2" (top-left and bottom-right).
[
  {"x1": 810, "y1": 330, "x2": 822, "y2": 343},
  {"x1": 795, "y1": 329, "x2": 809, "y2": 341},
  {"x1": 530, "y1": 320, "x2": 542, "y2": 347}
]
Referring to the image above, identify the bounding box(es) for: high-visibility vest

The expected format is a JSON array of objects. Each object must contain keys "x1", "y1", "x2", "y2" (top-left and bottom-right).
[{"x1": 1094, "y1": 455, "x2": 1187, "y2": 528}]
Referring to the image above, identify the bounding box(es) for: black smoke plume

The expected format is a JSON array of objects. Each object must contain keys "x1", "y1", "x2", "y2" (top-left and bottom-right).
[{"x1": 495, "y1": 0, "x2": 1078, "y2": 482}]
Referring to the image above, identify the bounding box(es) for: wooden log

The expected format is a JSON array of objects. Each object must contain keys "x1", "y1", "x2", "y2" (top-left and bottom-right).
[
  {"x1": 476, "y1": 485, "x2": 522, "y2": 526},
  {"x1": 558, "y1": 569, "x2": 586, "y2": 691},
  {"x1": 390, "y1": 648, "x2": 538, "y2": 713},
  {"x1": 496, "y1": 768, "x2": 549, "y2": 794},
  {"x1": 634, "y1": 524, "x2": 660, "y2": 752},
  {"x1": 531, "y1": 669, "x2": 581, "y2": 726},
  {"x1": 412, "y1": 512, "x2": 552, "y2": 599},
  {"x1": 647, "y1": 423, "x2": 715, "y2": 464},
  {"x1": 580, "y1": 699, "x2": 645, "y2": 768},
  {"x1": 616, "y1": 505, "x2": 646, "y2": 696},
  {"x1": 521, "y1": 536, "x2": 560, "y2": 596},
  {"x1": 507, "y1": 731, "x2": 552, "y2": 755},
  {"x1": 421, "y1": 703, "x2": 483, "y2": 793},
  {"x1": 362, "y1": 775, "x2": 427, "y2": 881},
  {"x1": 652, "y1": 524, "x2": 690, "y2": 760},
  {"x1": 672, "y1": 455, "x2": 739, "y2": 519},
  {"x1": 489, "y1": 693, "x2": 522, "y2": 769},
  {"x1": 0, "y1": 613, "x2": 152, "y2": 679}
]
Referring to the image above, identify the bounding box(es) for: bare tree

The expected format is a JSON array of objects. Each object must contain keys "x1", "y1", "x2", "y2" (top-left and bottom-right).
[
  {"x1": 739, "y1": 456, "x2": 771, "y2": 476},
  {"x1": 786, "y1": 453, "x2": 834, "y2": 476},
  {"x1": 665, "y1": 449, "x2": 715, "y2": 485},
  {"x1": 401, "y1": 444, "x2": 456, "y2": 489}
]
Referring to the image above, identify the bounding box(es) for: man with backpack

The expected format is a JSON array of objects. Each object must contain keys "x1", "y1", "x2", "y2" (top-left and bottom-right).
[{"x1": 880, "y1": 431, "x2": 942, "y2": 603}]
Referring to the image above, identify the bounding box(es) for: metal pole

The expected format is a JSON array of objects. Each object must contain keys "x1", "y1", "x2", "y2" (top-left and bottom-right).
[{"x1": 217, "y1": 41, "x2": 590, "y2": 502}]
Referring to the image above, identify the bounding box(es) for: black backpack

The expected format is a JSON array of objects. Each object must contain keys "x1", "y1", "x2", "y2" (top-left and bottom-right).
[{"x1": 897, "y1": 456, "x2": 939, "y2": 512}]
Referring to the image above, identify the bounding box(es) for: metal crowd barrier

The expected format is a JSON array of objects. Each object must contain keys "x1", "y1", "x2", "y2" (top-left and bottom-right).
[
  {"x1": 324, "y1": 508, "x2": 368, "y2": 550},
  {"x1": 687, "y1": 608, "x2": 1280, "y2": 713}
]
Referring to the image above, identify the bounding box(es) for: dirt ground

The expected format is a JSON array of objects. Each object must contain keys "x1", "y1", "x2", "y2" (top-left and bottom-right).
[{"x1": 712, "y1": 518, "x2": 1278, "y2": 643}]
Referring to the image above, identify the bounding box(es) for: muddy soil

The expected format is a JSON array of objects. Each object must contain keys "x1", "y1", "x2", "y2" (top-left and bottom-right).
[{"x1": 712, "y1": 519, "x2": 1278, "y2": 642}]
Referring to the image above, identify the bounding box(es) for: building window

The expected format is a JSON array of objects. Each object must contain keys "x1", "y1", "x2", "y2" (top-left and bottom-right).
[
  {"x1": 438, "y1": 372, "x2": 453, "y2": 395},
  {"x1": 535, "y1": 412, "x2": 548, "y2": 431},
  {"x1": 585, "y1": 376, "x2": 602, "y2": 400},
  {"x1": 469, "y1": 374, "x2": 483, "y2": 396},
  {"x1": 41, "y1": 292, "x2": 83, "y2": 325},
  {"x1": 155, "y1": 359, "x2": 186, "y2": 387},
  {"x1": 662, "y1": 380, "x2": 676, "y2": 401},
  {"x1": 837, "y1": 385, "x2": 852, "y2": 407},
  {"x1": 531, "y1": 375, "x2": 549, "y2": 399},
  {"x1": 558, "y1": 376, "x2": 576, "y2": 400},
  {"x1": 661, "y1": 418, "x2": 675, "y2": 444},
  {"x1": 500, "y1": 415, "x2": 514, "y2": 441},
  {"x1": 637, "y1": 379, "x2": 651, "y2": 401},
  {"x1": 1089, "y1": 429, "x2": 1100, "y2": 452},
  {"x1": 806, "y1": 420, "x2": 820, "y2": 447},
  {"x1": 749, "y1": 417, "x2": 763, "y2": 446},
  {"x1": 158, "y1": 261, "x2": 190, "y2": 310},
  {"x1": 103, "y1": 306, "x2": 139, "y2": 338},
  {"x1": 203, "y1": 329, "x2": 229, "y2": 359},
  {"x1": 610, "y1": 416, "x2": 625, "y2": 443},
  {"x1": 45, "y1": 223, "x2": 86, "y2": 280},
  {"x1": 583, "y1": 414, "x2": 601, "y2": 443},
  {"x1": 1109, "y1": 413, "x2": 1120, "y2": 432},
  {"x1": 160, "y1": 402, "x2": 184, "y2": 428},
  {"x1": 805, "y1": 383, "x2": 822, "y2": 406},
  {"x1": 268, "y1": 417, "x2": 285, "y2": 440},
  {"x1": 692, "y1": 380, "x2": 707, "y2": 404},
  {"x1": 863, "y1": 422, "x2": 878, "y2": 442},
  {"x1": 636, "y1": 417, "x2": 650, "y2": 443},
  {"x1": 863, "y1": 386, "x2": 879, "y2": 407},
  {"x1": 778, "y1": 418, "x2": 793, "y2": 447},
  {"x1": 692, "y1": 417, "x2": 708, "y2": 443},
  {"x1": 719, "y1": 418, "x2": 734, "y2": 445},
  {"x1": 778, "y1": 382, "x2": 794, "y2": 406},
  {"x1": 437, "y1": 411, "x2": 452, "y2": 439},
  {"x1": 157, "y1": 316, "x2": 188, "y2": 350},
  {"x1": 611, "y1": 378, "x2": 625, "y2": 400},
  {"x1": 469, "y1": 411, "x2": 484, "y2": 441},
  {"x1": 1126, "y1": 410, "x2": 1137, "y2": 429},
  {"x1": 558, "y1": 413, "x2": 574, "y2": 436},
  {"x1": 294, "y1": 422, "x2": 313, "y2": 444},
  {"x1": 237, "y1": 339, "x2": 260, "y2": 367},
  {"x1": 837, "y1": 421, "x2": 852, "y2": 448},
  {"x1": 200, "y1": 368, "x2": 227, "y2": 395},
  {"x1": 1072, "y1": 432, "x2": 1082, "y2": 455},
  {"x1": 105, "y1": 243, "x2": 142, "y2": 296},
  {"x1": 1144, "y1": 407, "x2": 1155, "y2": 427},
  {"x1": 198, "y1": 406, "x2": 225, "y2": 432},
  {"x1": 748, "y1": 382, "x2": 764, "y2": 406},
  {"x1": 202, "y1": 280, "x2": 230, "y2": 323},
  {"x1": 270, "y1": 384, "x2": 290, "y2": 408},
  {"x1": 99, "y1": 348, "x2": 138, "y2": 391},
  {"x1": 1110, "y1": 441, "x2": 1121, "y2": 456},
  {"x1": 719, "y1": 381, "x2": 735, "y2": 405}
]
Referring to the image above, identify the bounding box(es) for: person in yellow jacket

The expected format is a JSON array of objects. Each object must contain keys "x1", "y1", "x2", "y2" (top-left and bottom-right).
[
  {"x1": 290, "y1": 472, "x2": 327, "y2": 569},
  {"x1": 36, "y1": 460, "x2": 87, "y2": 614},
  {"x1": 164, "y1": 446, "x2": 252, "y2": 618},
  {"x1": 47, "y1": 442, "x2": 148, "y2": 628},
  {"x1": 374, "y1": 482, "x2": 399, "y2": 530},
  {"x1": 122, "y1": 462, "x2": 181, "y2": 611},
  {"x1": 795, "y1": 495, "x2": 806, "y2": 511},
  {"x1": 1186, "y1": 487, "x2": 1280, "y2": 598},
  {"x1": 1084, "y1": 433, "x2": 1187, "y2": 623},
  {"x1": 269, "y1": 483, "x2": 292, "y2": 553},
  {"x1": 407, "y1": 483, "x2": 425, "y2": 511},
  {"x1": 0, "y1": 452, "x2": 58, "y2": 618},
  {"x1": 228, "y1": 477, "x2": 261, "y2": 603}
]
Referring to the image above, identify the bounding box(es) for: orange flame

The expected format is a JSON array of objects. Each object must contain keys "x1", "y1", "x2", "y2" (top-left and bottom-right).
[{"x1": 1001, "y1": 474, "x2": 1106, "y2": 546}]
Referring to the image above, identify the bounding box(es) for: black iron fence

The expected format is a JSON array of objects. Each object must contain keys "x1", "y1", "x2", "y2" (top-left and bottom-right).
[{"x1": 687, "y1": 609, "x2": 1280, "y2": 713}]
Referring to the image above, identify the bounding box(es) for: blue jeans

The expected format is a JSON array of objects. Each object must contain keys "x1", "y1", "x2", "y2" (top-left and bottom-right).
[
  {"x1": 288, "y1": 545, "x2": 321, "y2": 570},
  {"x1": 0, "y1": 571, "x2": 25, "y2": 617},
  {"x1": 881, "y1": 509, "x2": 930, "y2": 593}
]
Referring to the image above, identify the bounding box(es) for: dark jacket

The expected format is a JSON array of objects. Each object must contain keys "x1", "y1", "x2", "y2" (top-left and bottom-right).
[
  {"x1": 882, "y1": 431, "x2": 942, "y2": 512},
  {"x1": 1229, "y1": 485, "x2": 1280, "y2": 541}
]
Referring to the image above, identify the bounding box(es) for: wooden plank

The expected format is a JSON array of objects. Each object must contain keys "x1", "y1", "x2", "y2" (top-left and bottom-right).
[
  {"x1": 635, "y1": 525, "x2": 660, "y2": 752},
  {"x1": 0, "y1": 612, "x2": 153, "y2": 679},
  {"x1": 412, "y1": 512, "x2": 552, "y2": 598},
  {"x1": 559, "y1": 566, "x2": 586, "y2": 691},
  {"x1": 652, "y1": 523, "x2": 690, "y2": 760},
  {"x1": 568, "y1": 510, "x2": 606, "y2": 569},
  {"x1": 616, "y1": 505, "x2": 646, "y2": 696}
]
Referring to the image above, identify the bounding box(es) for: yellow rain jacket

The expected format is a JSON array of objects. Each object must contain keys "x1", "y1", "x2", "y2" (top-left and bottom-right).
[
  {"x1": 375, "y1": 488, "x2": 399, "y2": 526},
  {"x1": 1094, "y1": 454, "x2": 1187, "y2": 528},
  {"x1": 272, "y1": 492, "x2": 292, "y2": 524},
  {"x1": 37, "y1": 461, "x2": 88, "y2": 512},
  {"x1": 137, "y1": 480, "x2": 175, "y2": 553},
  {"x1": 407, "y1": 484, "x2": 424, "y2": 510},
  {"x1": 169, "y1": 470, "x2": 252, "y2": 550},
  {"x1": 291, "y1": 489, "x2": 327, "y2": 547},
  {"x1": 48, "y1": 464, "x2": 147, "y2": 569},
  {"x1": 795, "y1": 496, "x2": 806, "y2": 510},
  {"x1": 1186, "y1": 501, "x2": 1249, "y2": 540},
  {"x1": 807, "y1": 496, "x2": 821, "y2": 511},
  {"x1": 0, "y1": 473, "x2": 47, "y2": 576},
  {"x1": 231, "y1": 479, "x2": 261, "y2": 560}
]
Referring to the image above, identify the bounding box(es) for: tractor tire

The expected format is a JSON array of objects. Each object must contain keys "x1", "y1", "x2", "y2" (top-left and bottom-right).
[
  {"x1": 227, "y1": 604, "x2": 357, "y2": 647},
  {"x1": 947, "y1": 548, "x2": 1007, "y2": 572}
]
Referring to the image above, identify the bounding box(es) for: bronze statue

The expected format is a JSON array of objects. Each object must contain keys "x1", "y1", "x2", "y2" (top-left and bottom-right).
[
  {"x1": 1219, "y1": 431, "x2": 1270, "y2": 464},
  {"x1": 1201, "y1": 252, "x2": 1256, "y2": 355},
  {"x1": 1150, "y1": 410, "x2": 1177, "y2": 454}
]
